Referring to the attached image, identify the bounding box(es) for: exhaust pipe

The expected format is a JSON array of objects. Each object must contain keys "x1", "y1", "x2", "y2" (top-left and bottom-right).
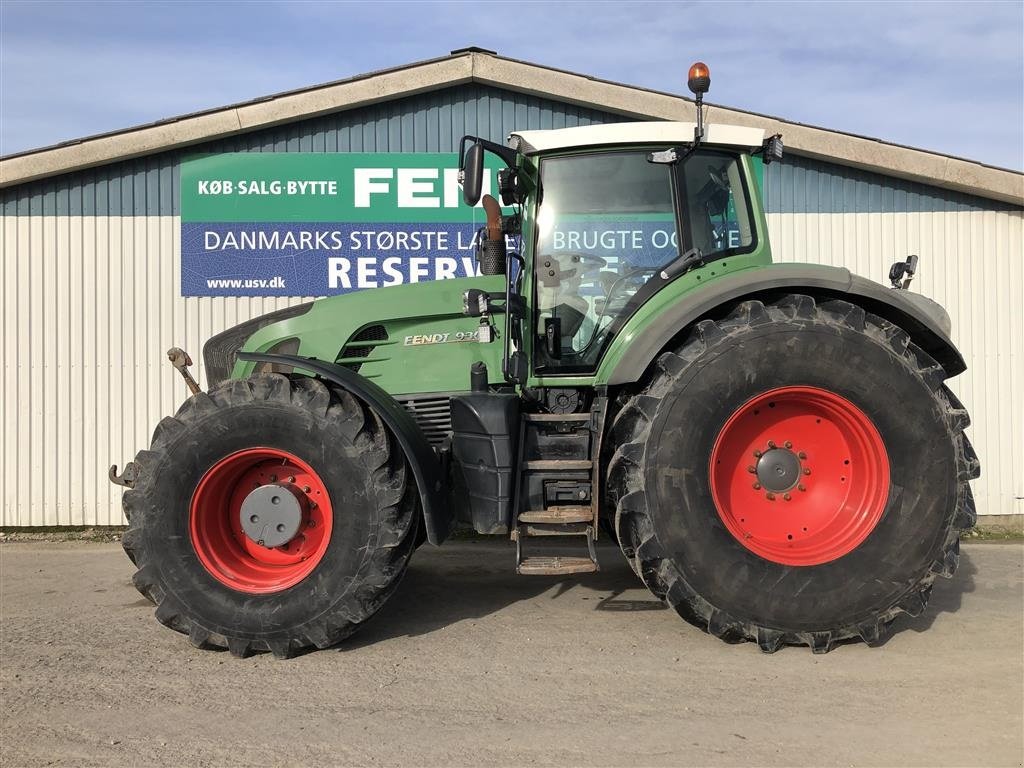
[{"x1": 478, "y1": 194, "x2": 506, "y2": 276}]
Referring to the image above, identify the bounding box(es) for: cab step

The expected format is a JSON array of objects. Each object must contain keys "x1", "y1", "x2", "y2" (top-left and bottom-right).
[
  {"x1": 517, "y1": 556, "x2": 599, "y2": 576},
  {"x1": 518, "y1": 506, "x2": 593, "y2": 524}
]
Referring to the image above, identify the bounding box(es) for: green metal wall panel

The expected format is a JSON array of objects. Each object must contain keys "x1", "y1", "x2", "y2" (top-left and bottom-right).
[{"x1": 762, "y1": 152, "x2": 1018, "y2": 215}]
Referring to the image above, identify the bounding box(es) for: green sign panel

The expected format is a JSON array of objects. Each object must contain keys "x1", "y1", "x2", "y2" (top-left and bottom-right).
[{"x1": 180, "y1": 153, "x2": 504, "y2": 296}]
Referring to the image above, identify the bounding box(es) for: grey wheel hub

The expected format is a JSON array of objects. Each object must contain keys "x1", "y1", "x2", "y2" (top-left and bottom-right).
[
  {"x1": 756, "y1": 448, "x2": 802, "y2": 493},
  {"x1": 239, "y1": 483, "x2": 307, "y2": 548}
]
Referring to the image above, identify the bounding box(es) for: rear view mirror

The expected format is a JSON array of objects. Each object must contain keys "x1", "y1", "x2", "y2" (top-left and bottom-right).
[{"x1": 462, "y1": 143, "x2": 484, "y2": 206}]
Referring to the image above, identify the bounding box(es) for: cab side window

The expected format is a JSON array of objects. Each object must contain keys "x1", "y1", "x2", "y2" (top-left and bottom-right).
[{"x1": 680, "y1": 153, "x2": 754, "y2": 256}]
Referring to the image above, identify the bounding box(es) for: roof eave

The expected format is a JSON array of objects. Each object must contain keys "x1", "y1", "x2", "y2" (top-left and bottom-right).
[
  {"x1": 1, "y1": 50, "x2": 1021, "y2": 206},
  {"x1": 0, "y1": 54, "x2": 476, "y2": 189}
]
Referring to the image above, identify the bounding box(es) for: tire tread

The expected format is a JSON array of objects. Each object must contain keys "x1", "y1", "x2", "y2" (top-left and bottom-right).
[
  {"x1": 121, "y1": 373, "x2": 418, "y2": 658},
  {"x1": 606, "y1": 293, "x2": 977, "y2": 653}
]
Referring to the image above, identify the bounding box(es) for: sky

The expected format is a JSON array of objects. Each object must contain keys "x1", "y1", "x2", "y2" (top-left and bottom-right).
[{"x1": 1, "y1": 0, "x2": 1022, "y2": 171}]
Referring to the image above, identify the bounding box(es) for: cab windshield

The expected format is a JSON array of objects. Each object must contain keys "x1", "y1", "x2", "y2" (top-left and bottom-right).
[{"x1": 533, "y1": 148, "x2": 755, "y2": 373}]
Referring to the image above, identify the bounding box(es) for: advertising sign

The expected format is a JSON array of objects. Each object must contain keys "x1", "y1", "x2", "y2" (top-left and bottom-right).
[{"x1": 180, "y1": 153, "x2": 502, "y2": 297}]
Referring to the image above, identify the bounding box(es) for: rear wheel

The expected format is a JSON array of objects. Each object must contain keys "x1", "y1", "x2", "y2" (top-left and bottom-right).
[
  {"x1": 122, "y1": 374, "x2": 417, "y2": 658},
  {"x1": 607, "y1": 295, "x2": 978, "y2": 652}
]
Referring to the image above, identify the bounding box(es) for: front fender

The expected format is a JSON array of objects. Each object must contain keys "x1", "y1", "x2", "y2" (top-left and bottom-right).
[
  {"x1": 237, "y1": 352, "x2": 449, "y2": 545},
  {"x1": 601, "y1": 263, "x2": 965, "y2": 386}
]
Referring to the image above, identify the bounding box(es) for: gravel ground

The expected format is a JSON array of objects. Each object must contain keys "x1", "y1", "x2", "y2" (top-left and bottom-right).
[{"x1": 1, "y1": 539, "x2": 1021, "y2": 767}]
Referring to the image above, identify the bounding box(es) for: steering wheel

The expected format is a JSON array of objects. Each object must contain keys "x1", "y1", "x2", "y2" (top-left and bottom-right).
[
  {"x1": 602, "y1": 266, "x2": 656, "y2": 308},
  {"x1": 572, "y1": 265, "x2": 658, "y2": 357}
]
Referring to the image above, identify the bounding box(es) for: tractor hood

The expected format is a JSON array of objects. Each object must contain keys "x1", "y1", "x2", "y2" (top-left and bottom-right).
[{"x1": 203, "y1": 275, "x2": 507, "y2": 396}]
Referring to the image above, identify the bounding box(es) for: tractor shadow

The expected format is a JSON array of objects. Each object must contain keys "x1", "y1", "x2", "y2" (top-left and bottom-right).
[
  {"x1": 877, "y1": 546, "x2": 978, "y2": 644},
  {"x1": 343, "y1": 540, "x2": 650, "y2": 649},
  {"x1": 340, "y1": 540, "x2": 980, "y2": 652}
]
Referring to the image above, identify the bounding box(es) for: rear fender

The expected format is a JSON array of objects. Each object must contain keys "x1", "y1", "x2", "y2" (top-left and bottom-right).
[
  {"x1": 237, "y1": 352, "x2": 449, "y2": 544},
  {"x1": 602, "y1": 263, "x2": 965, "y2": 386}
]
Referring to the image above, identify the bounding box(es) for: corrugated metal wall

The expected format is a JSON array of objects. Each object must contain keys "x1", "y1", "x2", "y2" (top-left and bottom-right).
[{"x1": 1, "y1": 84, "x2": 1021, "y2": 525}]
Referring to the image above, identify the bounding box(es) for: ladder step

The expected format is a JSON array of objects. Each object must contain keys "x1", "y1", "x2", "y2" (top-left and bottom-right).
[
  {"x1": 522, "y1": 460, "x2": 592, "y2": 471},
  {"x1": 524, "y1": 413, "x2": 591, "y2": 423},
  {"x1": 517, "y1": 556, "x2": 599, "y2": 576},
  {"x1": 520, "y1": 507, "x2": 593, "y2": 528},
  {"x1": 519, "y1": 506, "x2": 593, "y2": 524},
  {"x1": 521, "y1": 523, "x2": 591, "y2": 537}
]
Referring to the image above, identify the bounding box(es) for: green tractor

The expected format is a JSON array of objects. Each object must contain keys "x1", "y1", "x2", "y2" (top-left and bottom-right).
[{"x1": 112, "y1": 64, "x2": 978, "y2": 657}]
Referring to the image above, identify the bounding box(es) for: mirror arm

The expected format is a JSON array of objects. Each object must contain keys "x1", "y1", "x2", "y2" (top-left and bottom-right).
[
  {"x1": 504, "y1": 250, "x2": 526, "y2": 384},
  {"x1": 458, "y1": 135, "x2": 519, "y2": 170}
]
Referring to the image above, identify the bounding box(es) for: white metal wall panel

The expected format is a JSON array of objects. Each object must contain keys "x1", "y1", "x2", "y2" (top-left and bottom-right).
[
  {"x1": 0, "y1": 214, "x2": 312, "y2": 525},
  {"x1": 766, "y1": 206, "x2": 1023, "y2": 517},
  {"x1": 2, "y1": 202, "x2": 1020, "y2": 526}
]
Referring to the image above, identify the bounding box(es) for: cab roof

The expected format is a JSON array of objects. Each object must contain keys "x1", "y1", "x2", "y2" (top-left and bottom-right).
[{"x1": 509, "y1": 121, "x2": 766, "y2": 156}]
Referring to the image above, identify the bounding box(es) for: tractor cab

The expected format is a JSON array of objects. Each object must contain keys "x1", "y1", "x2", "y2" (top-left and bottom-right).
[
  {"x1": 457, "y1": 63, "x2": 783, "y2": 383},
  {"x1": 512, "y1": 123, "x2": 768, "y2": 375}
]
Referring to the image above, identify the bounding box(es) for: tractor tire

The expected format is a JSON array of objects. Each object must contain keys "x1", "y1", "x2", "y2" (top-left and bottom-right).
[
  {"x1": 607, "y1": 294, "x2": 978, "y2": 653},
  {"x1": 121, "y1": 374, "x2": 417, "y2": 658}
]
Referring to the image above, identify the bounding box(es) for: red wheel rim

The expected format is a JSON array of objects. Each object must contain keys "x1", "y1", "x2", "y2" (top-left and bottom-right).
[
  {"x1": 709, "y1": 386, "x2": 889, "y2": 566},
  {"x1": 189, "y1": 448, "x2": 333, "y2": 594}
]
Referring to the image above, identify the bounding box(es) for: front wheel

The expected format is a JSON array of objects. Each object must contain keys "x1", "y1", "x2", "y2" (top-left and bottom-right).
[
  {"x1": 607, "y1": 295, "x2": 979, "y2": 653},
  {"x1": 121, "y1": 374, "x2": 418, "y2": 658}
]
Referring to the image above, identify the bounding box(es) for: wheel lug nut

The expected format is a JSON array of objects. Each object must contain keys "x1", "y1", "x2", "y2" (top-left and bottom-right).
[
  {"x1": 747, "y1": 466, "x2": 757, "y2": 474},
  {"x1": 767, "y1": 440, "x2": 776, "y2": 449},
  {"x1": 302, "y1": 485, "x2": 311, "y2": 493},
  {"x1": 766, "y1": 492, "x2": 776, "y2": 501},
  {"x1": 287, "y1": 475, "x2": 296, "y2": 483},
  {"x1": 784, "y1": 441, "x2": 792, "y2": 449},
  {"x1": 753, "y1": 482, "x2": 761, "y2": 490},
  {"x1": 803, "y1": 468, "x2": 811, "y2": 475},
  {"x1": 783, "y1": 493, "x2": 792, "y2": 501},
  {"x1": 307, "y1": 520, "x2": 316, "y2": 528},
  {"x1": 798, "y1": 451, "x2": 807, "y2": 459},
  {"x1": 270, "y1": 475, "x2": 278, "y2": 482},
  {"x1": 753, "y1": 450, "x2": 762, "y2": 458},
  {"x1": 798, "y1": 483, "x2": 806, "y2": 492}
]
